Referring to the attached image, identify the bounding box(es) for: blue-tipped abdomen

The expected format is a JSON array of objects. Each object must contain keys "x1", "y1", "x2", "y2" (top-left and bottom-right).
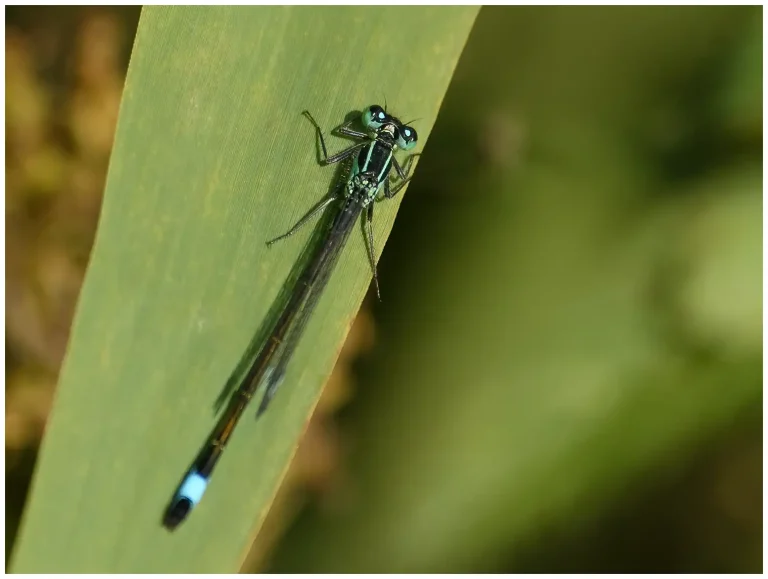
[{"x1": 163, "y1": 471, "x2": 208, "y2": 530}]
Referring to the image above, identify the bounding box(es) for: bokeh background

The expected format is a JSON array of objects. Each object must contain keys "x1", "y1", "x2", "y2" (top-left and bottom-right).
[{"x1": 5, "y1": 6, "x2": 762, "y2": 573}]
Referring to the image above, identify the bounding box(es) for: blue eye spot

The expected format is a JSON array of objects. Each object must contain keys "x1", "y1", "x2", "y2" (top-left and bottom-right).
[
  {"x1": 362, "y1": 105, "x2": 387, "y2": 129},
  {"x1": 396, "y1": 125, "x2": 418, "y2": 150}
]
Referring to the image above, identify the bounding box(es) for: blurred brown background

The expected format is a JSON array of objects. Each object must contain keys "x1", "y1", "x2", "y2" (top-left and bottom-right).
[
  {"x1": 5, "y1": 6, "x2": 762, "y2": 573},
  {"x1": 6, "y1": 5, "x2": 139, "y2": 550}
]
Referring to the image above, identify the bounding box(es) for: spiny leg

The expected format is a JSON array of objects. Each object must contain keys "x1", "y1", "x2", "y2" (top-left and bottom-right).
[
  {"x1": 276, "y1": 111, "x2": 365, "y2": 247},
  {"x1": 379, "y1": 172, "x2": 409, "y2": 201},
  {"x1": 388, "y1": 175, "x2": 412, "y2": 198},
  {"x1": 402, "y1": 152, "x2": 420, "y2": 177},
  {"x1": 302, "y1": 110, "x2": 329, "y2": 160},
  {"x1": 392, "y1": 152, "x2": 421, "y2": 181},
  {"x1": 266, "y1": 193, "x2": 339, "y2": 247},
  {"x1": 303, "y1": 110, "x2": 366, "y2": 165},
  {"x1": 365, "y1": 204, "x2": 381, "y2": 300},
  {"x1": 334, "y1": 119, "x2": 368, "y2": 140},
  {"x1": 382, "y1": 178, "x2": 392, "y2": 200},
  {"x1": 386, "y1": 153, "x2": 421, "y2": 199}
]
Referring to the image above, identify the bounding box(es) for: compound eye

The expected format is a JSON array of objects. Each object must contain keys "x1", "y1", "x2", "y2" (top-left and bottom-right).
[
  {"x1": 362, "y1": 105, "x2": 388, "y2": 129},
  {"x1": 396, "y1": 125, "x2": 418, "y2": 150}
]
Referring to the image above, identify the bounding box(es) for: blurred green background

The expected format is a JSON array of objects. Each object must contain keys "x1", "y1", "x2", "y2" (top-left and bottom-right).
[{"x1": 5, "y1": 5, "x2": 761, "y2": 573}]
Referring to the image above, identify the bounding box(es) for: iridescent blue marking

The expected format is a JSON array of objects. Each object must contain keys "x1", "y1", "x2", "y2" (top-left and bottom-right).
[{"x1": 177, "y1": 471, "x2": 208, "y2": 505}]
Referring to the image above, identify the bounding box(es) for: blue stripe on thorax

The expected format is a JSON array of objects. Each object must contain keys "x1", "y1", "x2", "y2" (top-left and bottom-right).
[
  {"x1": 361, "y1": 141, "x2": 375, "y2": 173},
  {"x1": 377, "y1": 150, "x2": 393, "y2": 184}
]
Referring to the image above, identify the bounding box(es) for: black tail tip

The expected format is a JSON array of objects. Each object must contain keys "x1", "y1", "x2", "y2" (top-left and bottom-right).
[{"x1": 163, "y1": 498, "x2": 193, "y2": 531}]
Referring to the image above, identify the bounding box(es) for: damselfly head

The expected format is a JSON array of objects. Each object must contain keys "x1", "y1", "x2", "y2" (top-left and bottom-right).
[{"x1": 362, "y1": 104, "x2": 418, "y2": 150}]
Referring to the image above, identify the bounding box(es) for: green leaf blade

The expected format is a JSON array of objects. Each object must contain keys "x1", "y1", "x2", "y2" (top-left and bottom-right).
[{"x1": 11, "y1": 6, "x2": 478, "y2": 572}]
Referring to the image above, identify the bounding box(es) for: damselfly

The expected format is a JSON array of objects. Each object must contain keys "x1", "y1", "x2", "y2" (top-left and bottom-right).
[{"x1": 163, "y1": 105, "x2": 418, "y2": 529}]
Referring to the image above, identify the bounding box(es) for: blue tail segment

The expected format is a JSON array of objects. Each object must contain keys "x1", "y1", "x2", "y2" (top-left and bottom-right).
[
  {"x1": 163, "y1": 471, "x2": 208, "y2": 530},
  {"x1": 179, "y1": 471, "x2": 208, "y2": 504}
]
